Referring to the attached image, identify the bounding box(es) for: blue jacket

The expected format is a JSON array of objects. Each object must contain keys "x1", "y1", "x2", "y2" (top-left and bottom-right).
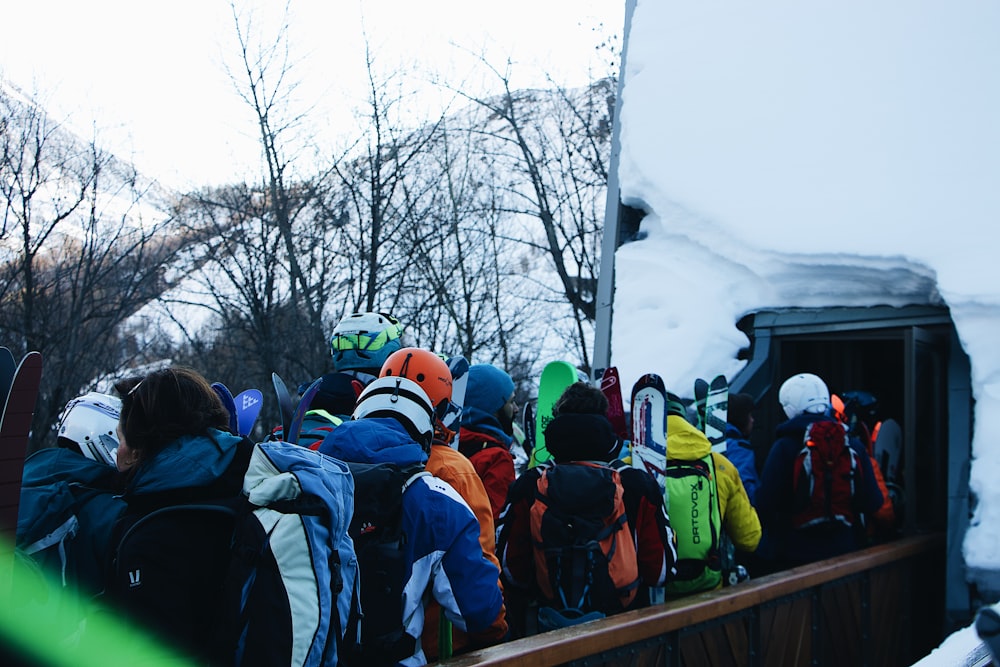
[
  {"x1": 756, "y1": 413, "x2": 883, "y2": 566},
  {"x1": 321, "y1": 418, "x2": 505, "y2": 666},
  {"x1": 17, "y1": 448, "x2": 125, "y2": 597},
  {"x1": 722, "y1": 423, "x2": 759, "y2": 505}
]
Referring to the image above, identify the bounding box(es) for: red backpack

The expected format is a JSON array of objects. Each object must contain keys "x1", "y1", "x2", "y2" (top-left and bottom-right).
[
  {"x1": 530, "y1": 462, "x2": 639, "y2": 621},
  {"x1": 791, "y1": 421, "x2": 862, "y2": 529}
]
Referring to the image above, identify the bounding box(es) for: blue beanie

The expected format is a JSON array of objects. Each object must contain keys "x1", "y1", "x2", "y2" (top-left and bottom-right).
[
  {"x1": 461, "y1": 364, "x2": 515, "y2": 446},
  {"x1": 464, "y1": 364, "x2": 515, "y2": 416}
]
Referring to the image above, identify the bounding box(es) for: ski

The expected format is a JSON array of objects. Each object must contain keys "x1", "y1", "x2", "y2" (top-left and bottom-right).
[
  {"x1": 600, "y1": 366, "x2": 629, "y2": 442},
  {"x1": 272, "y1": 372, "x2": 295, "y2": 438},
  {"x1": 705, "y1": 375, "x2": 729, "y2": 453},
  {"x1": 235, "y1": 389, "x2": 264, "y2": 438},
  {"x1": 693, "y1": 378, "x2": 709, "y2": 432},
  {"x1": 530, "y1": 360, "x2": 580, "y2": 468},
  {"x1": 630, "y1": 373, "x2": 668, "y2": 488},
  {"x1": 211, "y1": 382, "x2": 240, "y2": 435},
  {"x1": 522, "y1": 400, "x2": 536, "y2": 458},
  {"x1": 443, "y1": 356, "x2": 470, "y2": 449},
  {"x1": 287, "y1": 377, "x2": 323, "y2": 446},
  {"x1": 0, "y1": 351, "x2": 43, "y2": 563},
  {"x1": 0, "y1": 347, "x2": 16, "y2": 410}
]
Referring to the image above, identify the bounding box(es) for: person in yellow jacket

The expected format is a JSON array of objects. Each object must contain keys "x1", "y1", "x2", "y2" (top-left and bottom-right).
[{"x1": 664, "y1": 393, "x2": 761, "y2": 596}]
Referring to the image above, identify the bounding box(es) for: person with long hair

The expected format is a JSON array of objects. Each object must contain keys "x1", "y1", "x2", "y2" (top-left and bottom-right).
[{"x1": 106, "y1": 366, "x2": 252, "y2": 663}]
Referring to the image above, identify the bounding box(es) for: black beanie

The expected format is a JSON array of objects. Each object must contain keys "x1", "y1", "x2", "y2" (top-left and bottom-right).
[
  {"x1": 544, "y1": 413, "x2": 620, "y2": 463},
  {"x1": 300, "y1": 372, "x2": 362, "y2": 416}
]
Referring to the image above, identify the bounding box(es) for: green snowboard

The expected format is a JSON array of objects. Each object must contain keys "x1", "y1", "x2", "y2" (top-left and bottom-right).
[{"x1": 529, "y1": 360, "x2": 582, "y2": 468}]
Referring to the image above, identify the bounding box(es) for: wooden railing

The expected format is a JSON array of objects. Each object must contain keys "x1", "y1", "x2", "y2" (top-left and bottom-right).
[{"x1": 439, "y1": 532, "x2": 946, "y2": 667}]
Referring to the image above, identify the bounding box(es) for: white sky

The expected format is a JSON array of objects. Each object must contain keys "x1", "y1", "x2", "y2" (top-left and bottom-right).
[
  {"x1": 0, "y1": 0, "x2": 623, "y2": 190},
  {"x1": 613, "y1": 1, "x2": 1000, "y2": 660}
]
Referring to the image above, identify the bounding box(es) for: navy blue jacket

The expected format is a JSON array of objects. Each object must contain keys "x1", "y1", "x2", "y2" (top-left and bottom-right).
[{"x1": 755, "y1": 413, "x2": 883, "y2": 567}]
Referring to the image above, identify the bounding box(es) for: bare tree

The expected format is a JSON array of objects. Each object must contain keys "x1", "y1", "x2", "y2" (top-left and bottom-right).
[
  {"x1": 451, "y1": 61, "x2": 614, "y2": 374},
  {"x1": 0, "y1": 86, "x2": 175, "y2": 450}
]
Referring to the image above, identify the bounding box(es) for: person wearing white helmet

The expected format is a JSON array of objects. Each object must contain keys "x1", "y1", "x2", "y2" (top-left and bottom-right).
[
  {"x1": 753, "y1": 373, "x2": 884, "y2": 573},
  {"x1": 15, "y1": 392, "x2": 127, "y2": 631},
  {"x1": 318, "y1": 376, "x2": 507, "y2": 665},
  {"x1": 56, "y1": 392, "x2": 122, "y2": 466}
]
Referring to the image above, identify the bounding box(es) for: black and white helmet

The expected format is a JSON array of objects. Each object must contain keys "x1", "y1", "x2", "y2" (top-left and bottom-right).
[
  {"x1": 57, "y1": 392, "x2": 121, "y2": 466},
  {"x1": 353, "y1": 376, "x2": 435, "y2": 449}
]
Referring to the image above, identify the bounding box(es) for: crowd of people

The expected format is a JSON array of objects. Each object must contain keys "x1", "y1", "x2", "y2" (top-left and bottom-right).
[{"x1": 11, "y1": 311, "x2": 903, "y2": 665}]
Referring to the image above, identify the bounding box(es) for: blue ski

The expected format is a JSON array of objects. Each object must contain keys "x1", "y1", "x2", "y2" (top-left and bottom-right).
[
  {"x1": 211, "y1": 382, "x2": 239, "y2": 434},
  {"x1": 235, "y1": 389, "x2": 264, "y2": 437}
]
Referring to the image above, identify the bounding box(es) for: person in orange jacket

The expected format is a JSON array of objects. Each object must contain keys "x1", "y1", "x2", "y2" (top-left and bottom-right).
[{"x1": 832, "y1": 393, "x2": 898, "y2": 537}]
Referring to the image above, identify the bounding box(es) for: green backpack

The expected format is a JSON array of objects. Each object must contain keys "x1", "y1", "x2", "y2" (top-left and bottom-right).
[{"x1": 663, "y1": 454, "x2": 723, "y2": 595}]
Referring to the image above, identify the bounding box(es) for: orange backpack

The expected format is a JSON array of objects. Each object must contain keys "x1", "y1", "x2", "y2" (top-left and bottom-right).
[{"x1": 530, "y1": 462, "x2": 640, "y2": 619}]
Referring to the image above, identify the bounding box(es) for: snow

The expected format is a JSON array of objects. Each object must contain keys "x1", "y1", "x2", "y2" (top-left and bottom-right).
[{"x1": 611, "y1": 1, "x2": 1000, "y2": 658}]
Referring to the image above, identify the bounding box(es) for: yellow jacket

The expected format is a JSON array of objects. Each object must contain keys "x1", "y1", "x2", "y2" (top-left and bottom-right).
[{"x1": 666, "y1": 415, "x2": 762, "y2": 553}]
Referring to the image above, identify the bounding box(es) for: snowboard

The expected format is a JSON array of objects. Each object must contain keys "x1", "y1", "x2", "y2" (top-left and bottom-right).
[
  {"x1": 442, "y1": 356, "x2": 470, "y2": 449},
  {"x1": 705, "y1": 375, "x2": 729, "y2": 453},
  {"x1": 235, "y1": 389, "x2": 264, "y2": 438},
  {"x1": 529, "y1": 360, "x2": 580, "y2": 468},
  {"x1": 600, "y1": 366, "x2": 629, "y2": 442},
  {"x1": 630, "y1": 373, "x2": 668, "y2": 488},
  {"x1": 0, "y1": 351, "x2": 43, "y2": 580}
]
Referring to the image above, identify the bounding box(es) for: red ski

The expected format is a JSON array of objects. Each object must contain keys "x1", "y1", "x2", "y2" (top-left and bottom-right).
[{"x1": 600, "y1": 366, "x2": 629, "y2": 441}]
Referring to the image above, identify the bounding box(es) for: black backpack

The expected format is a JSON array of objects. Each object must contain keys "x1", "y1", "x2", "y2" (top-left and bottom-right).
[
  {"x1": 112, "y1": 441, "x2": 356, "y2": 667},
  {"x1": 530, "y1": 462, "x2": 640, "y2": 630},
  {"x1": 340, "y1": 461, "x2": 429, "y2": 666}
]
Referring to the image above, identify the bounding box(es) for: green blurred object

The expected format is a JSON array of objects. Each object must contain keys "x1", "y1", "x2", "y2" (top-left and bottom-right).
[
  {"x1": 438, "y1": 609, "x2": 453, "y2": 661},
  {"x1": 1, "y1": 538, "x2": 195, "y2": 666}
]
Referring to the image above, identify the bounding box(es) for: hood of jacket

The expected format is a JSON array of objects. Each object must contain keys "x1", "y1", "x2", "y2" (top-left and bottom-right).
[
  {"x1": 544, "y1": 413, "x2": 619, "y2": 463},
  {"x1": 127, "y1": 429, "x2": 244, "y2": 496},
  {"x1": 319, "y1": 417, "x2": 428, "y2": 466},
  {"x1": 775, "y1": 411, "x2": 831, "y2": 441},
  {"x1": 666, "y1": 414, "x2": 711, "y2": 460},
  {"x1": 21, "y1": 447, "x2": 120, "y2": 489}
]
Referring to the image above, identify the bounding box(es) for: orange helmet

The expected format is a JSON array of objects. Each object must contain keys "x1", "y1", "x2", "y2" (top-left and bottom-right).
[{"x1": 380, "y1": 348, "x2": 453, "y2": 414}]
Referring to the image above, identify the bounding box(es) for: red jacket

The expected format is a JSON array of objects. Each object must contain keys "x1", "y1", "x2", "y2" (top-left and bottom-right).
[{"x1": 459, "y1": 428, "x2": 516, "y2": 522}]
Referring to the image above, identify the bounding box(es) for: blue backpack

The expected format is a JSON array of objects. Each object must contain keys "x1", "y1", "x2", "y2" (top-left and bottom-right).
[{"x1": 114, "y1": 441, "x2": 358, "y2": 666}]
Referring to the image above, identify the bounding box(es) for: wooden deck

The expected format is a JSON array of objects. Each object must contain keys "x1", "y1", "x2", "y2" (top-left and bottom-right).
[{"x1": 439, "y1": 533, "x2": 945, "y2": 667}]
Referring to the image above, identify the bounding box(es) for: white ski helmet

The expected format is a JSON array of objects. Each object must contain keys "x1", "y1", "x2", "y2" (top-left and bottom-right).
[
  {"x1": 57, "y1": 392, "x2": 122, "y2": 466},
  {"x1": 353, "y1": 376, "x2": 435, "y2": 448},
  {"x1": 778, "y1": 373, "x2": 830, "y2": 420},
  {"x1": 329, "y1": 312, "x2": 404, "y2": 374}
]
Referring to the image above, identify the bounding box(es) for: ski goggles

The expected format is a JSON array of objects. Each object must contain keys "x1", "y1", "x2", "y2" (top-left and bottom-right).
[{"x1": 329, "y1": 323, "x2": 403, "y2": 354}]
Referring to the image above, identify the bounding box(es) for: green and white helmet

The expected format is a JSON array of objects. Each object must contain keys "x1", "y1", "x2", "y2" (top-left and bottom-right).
[{"x1": 329, "y1": 312, "x2": 404, "y2": 374}]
